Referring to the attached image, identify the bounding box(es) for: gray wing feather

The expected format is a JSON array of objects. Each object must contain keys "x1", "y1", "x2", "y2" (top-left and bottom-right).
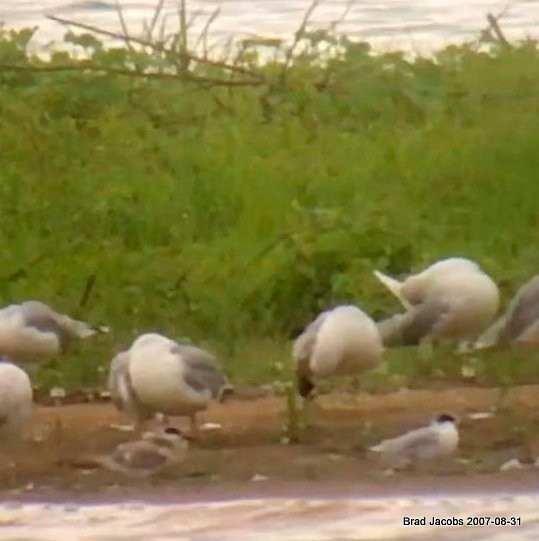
[
  {"x1": 377, "y1": 313, "x2": 407, "y2": 347},
  {"x1": 18, "y1": 301, "x2": 90, "y2": 350},
  {"x1": 377, "y1": 301, "x2": 449, "y2": 347},
  {"x1": 172, "y1": 345, "x2": 227, "y2": 398},
  {"x1": 514, "y1": 318, "x2": 539, "y2": 345},
  {"x1": 20, "y1": 302, "x2": 70, "y2": 340},
  {"x1": 501, "y1": 276, "x2": 539, "y2": 341},
  {"x1": 380, "y1": 427, "x2": 439, "y2": 457}
]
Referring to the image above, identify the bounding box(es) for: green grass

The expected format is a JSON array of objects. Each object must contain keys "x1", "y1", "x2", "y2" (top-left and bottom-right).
[{"x1": 0, "y1": 18, "x2": 538, "y2": 391}]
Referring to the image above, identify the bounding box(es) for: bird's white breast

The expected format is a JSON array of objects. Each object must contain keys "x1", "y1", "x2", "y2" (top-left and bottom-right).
[
  {"x1": 310, "y1": 305, "x2": 383, "y2": 376},
  {"x1": 0, "y1": 362, "x2": 33, "y2": 435},
  {"x1": 434, "y1": 423, "x2": 459, "y2": 455},
  {"x1": 128, "y1": 341, "x2": 209, "y2": 414},
  {"x1": 0, "y1": 362, "x2": 33, "y2": 407}
]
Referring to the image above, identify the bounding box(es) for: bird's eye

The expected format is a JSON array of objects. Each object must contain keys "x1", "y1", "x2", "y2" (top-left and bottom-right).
[{"x1": 164, "y1": 427, "x2": 182, "y2": 436}]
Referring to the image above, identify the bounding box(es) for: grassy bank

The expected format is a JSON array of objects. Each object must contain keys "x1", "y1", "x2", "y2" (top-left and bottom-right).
[{"x1": 0, "y1": 11, "x2": 538, "y2": 391}]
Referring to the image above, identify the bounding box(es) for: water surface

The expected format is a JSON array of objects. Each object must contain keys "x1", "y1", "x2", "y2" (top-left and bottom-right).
[
  {"x1": 0, "y1": 0, "x2": 538, "y2": 53},
  {"x1": 2, "y1": 493, "x2": 539, "y2": 540}
]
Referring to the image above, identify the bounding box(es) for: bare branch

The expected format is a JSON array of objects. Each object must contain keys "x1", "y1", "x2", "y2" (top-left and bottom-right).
[
  {"x1": 146, "y1": 0, "x2": 166, "y2": 41},
  {"x1": 3, "y1": 255, "x2": 45, "y2": 283},
  {"x1": 327, "y1": 0, "x2": 355, "y2": 33},
  {"x1": 79, "y1": 274, "x2": 97, "y2": 308},
  {"x1": 177, "y1": 0, "x2": 189, "y2": 72},
  {"x1": 195, "y1": 5, "x2": 221, "y2": 57},
  {"x1": 46, "y1": 14, "x2": 265, "y2": 81},
  {"x1": 486, "y1": 12, "x2": 511, "y2": 48},
  {"x1": 114, "y1": 0, "x2": 135, "y2": 54},
  {"x1": 279, "y1": 0, "x2": 322, "y2": 87},
  {"x1": 0, "y1": 62, "x2": 261, "y2": 86}
]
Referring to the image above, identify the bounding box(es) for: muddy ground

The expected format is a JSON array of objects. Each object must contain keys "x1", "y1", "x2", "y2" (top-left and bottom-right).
[{"x1": 2, "y1": 385, "x2": 539, "y2": 503}]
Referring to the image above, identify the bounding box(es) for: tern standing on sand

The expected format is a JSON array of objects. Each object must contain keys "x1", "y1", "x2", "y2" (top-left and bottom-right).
[
  {"x1": 293, "y1": 304, "x2": 384, "y2": 399},
  {"x1": 108, "y1": 333, "x2": 231, "y2": 436},
  {"x1": 374, "y1": 257, "x2": 499, "y2": 353},
  {"x1": 369, "y1": 413, "x2": 459, "y2": 471}
]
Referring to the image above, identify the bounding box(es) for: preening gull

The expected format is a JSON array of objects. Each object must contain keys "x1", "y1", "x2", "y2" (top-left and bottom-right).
[
  {"x1": 0, "y1": 357, "x2": 33, "y2": 441},
  {"x1": 0, "y1": 300, "x2": 107, "y2": 363},
  {"x1": 107, "y1": 350, "x2": 143, "y2": 430},
  {"x1": 473, "y1": 274, "x2": 539, "y2": 350},
  {"x1": 108, "y1": 333, "x2": 231, "y2": 436},
  {"x1": 293, "y1": 304, "x2": 384, "y2": 399},
  {"x1": 374, "y1": 258, "x2": 499, "y2": 350},
  {"x1": 369, "y1": 413, "x2": 459, "y2": 471},
  {"x1": 89, "y1": 426, "x2": 190, "y2": 477}
]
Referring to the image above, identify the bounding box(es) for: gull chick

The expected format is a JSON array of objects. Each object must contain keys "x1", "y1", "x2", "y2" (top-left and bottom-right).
[
  {"x1": 108, "y1": 333, "x2": 231, "y2": 436},
  {"x1": 374, "y1": 257, "x2": 499, "y2": 351},
  {"x1": 0, "y1": 300, "x2": 107, "y2": 364},
  {"x1": 369, "y1": 413, "x2": 459, "y2": 470},
  {"x1": 0, "y1": 357, "x2": 33, "y2": 441},
  {"x1": 91, "y1": 427, "x2": 190, "y2": 477},
  {"x1": 293, "y1": 305, "x2": 384, "y2": 399},
  {"x1": 473, "y1": 274, "x2": 539, "y2": 350}
]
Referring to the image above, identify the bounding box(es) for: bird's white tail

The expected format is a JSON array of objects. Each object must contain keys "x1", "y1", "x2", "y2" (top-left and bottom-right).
[
  {"x1": 57, "y1": 315, "x2": 107, "y2": 339},
  {"x1": 369, "y1": 442, "x2": 385, "y2": 453},
  {"x1": 373, "y1": 270, "x2": 412, "y2": 310}
]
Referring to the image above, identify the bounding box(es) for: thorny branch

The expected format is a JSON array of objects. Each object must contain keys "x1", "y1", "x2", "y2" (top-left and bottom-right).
[
  {"x1": 486, "y1": 12, "x2": 511, "y2": 48},
  {"x1": 0, "y1": 61, "x2": 261, "y2": 86},
  {"x1": 45, "y1": 14, "x2": 265, "y2": 82},
  {"x1": 279, "y1": 0, "x2": 322, "y2": 87}
]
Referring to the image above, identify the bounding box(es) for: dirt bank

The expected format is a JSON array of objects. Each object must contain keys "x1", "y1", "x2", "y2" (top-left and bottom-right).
[{"x1": 2, "y1": 385, "x2": 539, "y2": 503}]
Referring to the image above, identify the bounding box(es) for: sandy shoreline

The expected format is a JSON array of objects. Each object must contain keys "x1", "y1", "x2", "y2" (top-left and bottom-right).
[
  {"x1": 4, "y1": 468, "x2": 539, "y2": 505},
  {"x1": 1, "y1": 384, "x2": 539, "y2": 507}
]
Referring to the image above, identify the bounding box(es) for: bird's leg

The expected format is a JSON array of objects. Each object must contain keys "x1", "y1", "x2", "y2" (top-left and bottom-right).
[
  {"x1": 300, "y1": 397, "x2": 310, "y2": 430},
  {"x1": 456, "y1": 340, "x2": 474, "y2": 355},
  {"x1": 300, "y1": 392, "x2": 319, "y2": 431},
  {"x1": 189, "y1": 413, "x2": 200, "y2": 440},
  {"x1": 155, "y1": 413, "x2": 170, "y2": 428},
  {"x1": 132, "y1": 415, "x2": 145, "y2": 435},
  {"x1": 292, "y1": 394, "x2": 313, "y2": 439},
  {"x1": 121, "y1": 408, "x2": 140, "y2": 432},
  {"x1": 408, "y1": 458, "x2": 421, "y2": 475},
  {"x1": 494, "y1": 385, "x2": 512, "y2": 414},
  {"x1": 283, "y1": 383, "x2": 303, "y2": 443},
  {"x1": 418, "y1": 336, "x2": 434, "y2": 361},
  {"x1": 350, "y1": 375, "x2": 363, "y2": 405}
]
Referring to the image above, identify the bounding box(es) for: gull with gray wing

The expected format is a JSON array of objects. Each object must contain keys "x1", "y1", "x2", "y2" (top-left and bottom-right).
[
  {"x1": 107, "y1": 350, "x2": 150, "y2": 431},
  {"x1": 473, "y1": 274, "x2": 539, "y2": 350},
  {"x1": 0, "y1": 300, "x2": 107, "y2": 365},
  {"x1": 374, "y1": 257, "x2": 499, "y2": 352},
  {"x1": 108, "y1": 333, "x2": 231, "y2": 436},
  {"x1": 293, "y1": 304, "x2": 384, "y2": 399}
]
